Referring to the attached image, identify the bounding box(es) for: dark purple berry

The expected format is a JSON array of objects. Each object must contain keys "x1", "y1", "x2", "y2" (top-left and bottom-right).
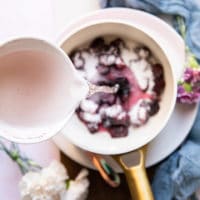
[
  {"x1": 87, "y1": 123, "x2": 99, "y2": 133},
  {"x1": 105, "y1": 40, "x2": 122, "y2": 55},
  {"x1": 153, "y1": 77, "x2": 165, "y2": 95},
  {"x1": 96, "y1": 64, "x2": 110, "y2": 75},
  {"x1": 100, "y1": 93, "x2": 116, "y2": 105},
  {"x1": 90, "y1": 37, "x2": 105, "y2": 52},
  {"x1": 97, "y1": 80, "x2": 112, "y2": 86},
  {"x1": 107, "y1": 67, "x2": 122, "y2": 80},
  {"x1": 103, "y1": 115, "x2": 130, "y2": 128},
  {"x1": 105, "y1": 40, "x2": 123, "y2": 55},
  {"x1": 152, "y1": 63, "x2": 165, "y2": 95},
  {"x1": 135, "y1": 46, "x2": 151, "y2": 59},
  {"x1": 108, "y1": 46, "x2": 120, "y2": 56},
  {"x1": 148, "y1": 100, "x2": 160, "y2": 116},
  {"x1": 152, "y1": 63, "x2": 164, "y2": 78},
  {"x1": 115, "y1": 77, "x2": 130, "y2": 102},
  {"x1": 117, "y1": 114, "x2": 130, "y2": 126},
  {"x1": 88, "y1": 93, "x2": 101, "y2": 104},
  {"x1": 102, "y1": 117, "x2": 112, "y2": 128},
  {"x1": 108, "y1": 125, "x2": 128, "y2": 138},
  {"x1": 140, "y1": 100, "x2": 150, "y2": 108},
  {"x1": 99, "y1": 54, "x2": 117, "y2": 66},
  {"x1": 76, "y1": 109, "x2": 86, "y2": 122},
  {"x1": 110, "y1": 38, "x2": 125, "y2": 47},
  {"x1": 89, "y1": 93, "x2": 116, "y2": 105}
]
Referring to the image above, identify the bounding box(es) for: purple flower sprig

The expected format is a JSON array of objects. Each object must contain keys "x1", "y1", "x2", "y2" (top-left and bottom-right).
[
  {"x1": 176, "y1": 16, "x2": 200, "y2": 104},
  {"x1": 177, "y1": 67, "x2": 200, "y2": 104}
]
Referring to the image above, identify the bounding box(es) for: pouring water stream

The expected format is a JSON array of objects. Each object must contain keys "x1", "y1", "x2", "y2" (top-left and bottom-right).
[{"x1": 87, "y1": 82, "x2": 119, "y2": 97}]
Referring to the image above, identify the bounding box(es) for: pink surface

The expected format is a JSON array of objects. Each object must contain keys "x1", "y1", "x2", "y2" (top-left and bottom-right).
[
  {"x1": 0, "y1": 140, "x2": 60, "y2": 200},
  {"x1": 0, "y1": 150, "x2": 22, "y2": 200},
  {"x1": 0, "y1": 0, "x2": 55, "y2": 43}
]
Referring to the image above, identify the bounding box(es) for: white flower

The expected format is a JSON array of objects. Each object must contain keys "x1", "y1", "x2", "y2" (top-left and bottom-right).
[
  {"x1": 62, "y1": 169, "x2": 89, "y2": 200},
  {"x1": 19, "y1": 160, "x2": 68, "y2": 200}
]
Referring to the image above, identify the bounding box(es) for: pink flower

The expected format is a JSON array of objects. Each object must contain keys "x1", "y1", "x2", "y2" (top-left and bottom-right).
[
  {"x1": 177, "y1": 68, "x2": 200, "y2": 104},
  {"x1": 183, "y1": 68, "x2": 193, "y2": 82},
  {"x1": 177, "y1": 85, "x2": 200, "y2": 104},
  {"x1": 176, "y1": 16, "x2": 200, "y2": 104}
]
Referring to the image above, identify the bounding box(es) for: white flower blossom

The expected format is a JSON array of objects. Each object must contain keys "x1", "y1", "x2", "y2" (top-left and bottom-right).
[
  {"x1": 62, "y1": 169, "x2": 89, "y2": 200},
  {"x1": 19, "y1": 160, "x2": 68, "y2": 200}
]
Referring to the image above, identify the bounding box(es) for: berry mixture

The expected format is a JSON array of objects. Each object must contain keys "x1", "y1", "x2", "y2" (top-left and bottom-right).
[{"x1": 70, "y1": 37, "x2": 165, "y2": 138}]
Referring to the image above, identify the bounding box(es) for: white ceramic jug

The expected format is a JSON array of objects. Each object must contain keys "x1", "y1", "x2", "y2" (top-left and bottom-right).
[{"x1": 0, "y1": 38, "x2": 90, "y2": 143}]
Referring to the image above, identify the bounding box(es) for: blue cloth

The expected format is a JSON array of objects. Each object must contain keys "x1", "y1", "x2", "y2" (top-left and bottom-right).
[
  {"x1": 151, "y1": 110, "x2": 200, "y2": 200},
  {"x1": 100, "y1": 0, "x2": 200, "y2": 62},
  {"x1": 99, "y1": 1, "x2": 200, "y2": 199}
]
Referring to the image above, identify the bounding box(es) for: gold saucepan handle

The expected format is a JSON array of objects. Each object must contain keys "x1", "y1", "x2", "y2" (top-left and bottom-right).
[{"x1": 112, "y1": 146, "x2": 154, "y2": 200}]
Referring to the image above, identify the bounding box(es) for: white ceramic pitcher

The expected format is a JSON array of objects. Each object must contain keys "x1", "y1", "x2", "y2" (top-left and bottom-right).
[{"x1": 0, "y1": 38, "x2": 90, "y2": 143}]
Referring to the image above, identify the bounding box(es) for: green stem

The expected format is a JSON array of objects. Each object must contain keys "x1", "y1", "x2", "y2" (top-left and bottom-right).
[
  {"x1": 0, "y1": 139, "x2": 41, "y2": 174},
  {"x1": 176, "y1": 16, "x2": 199, "y2": 69},
  {"x1": 176, "y1": 15, "x2": 186, "y2": 40}
]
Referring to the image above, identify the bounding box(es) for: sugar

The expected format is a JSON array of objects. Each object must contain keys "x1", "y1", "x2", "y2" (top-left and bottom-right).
[
  {"x1": 82, "y1": 112, "x2": 101, "y2": 123},
  {"x1": 80, "y1": 99, "x2": 98, "y2": 113},
  {"x1": 102, "y1": 104, "x2": 123, "y2": 118}
]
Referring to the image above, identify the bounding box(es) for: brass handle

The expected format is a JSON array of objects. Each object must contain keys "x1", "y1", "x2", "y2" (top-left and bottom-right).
[{"x1": 112, "y1": 146, "x2": 154, "y2": 200}]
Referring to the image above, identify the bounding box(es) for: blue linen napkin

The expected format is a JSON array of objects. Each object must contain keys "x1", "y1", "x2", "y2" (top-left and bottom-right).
[
  {"x1": 100, "y1": 1, "x2": 200, "y2": 199},
  {"x1": 100, "y1": 0, "x2": 200, "y2": 62},
  {"x1": 152, "y1": 115, "x2": 200, "y2": 200}
]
